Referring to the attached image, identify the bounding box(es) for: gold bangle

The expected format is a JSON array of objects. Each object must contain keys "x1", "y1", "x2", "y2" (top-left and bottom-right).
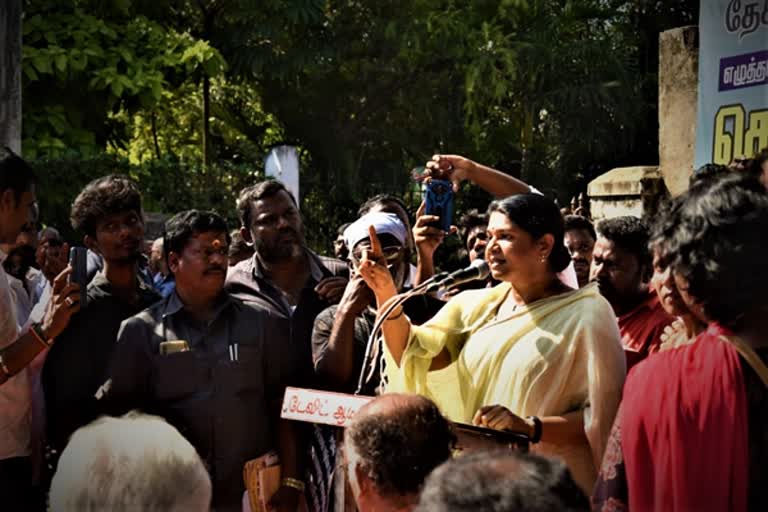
[
  {"x1": 0, "y1": 354, "x2": 10, "y2": 378},
  {"x1": 281, "y1": 477, "x2": 305, "y2": 492}
]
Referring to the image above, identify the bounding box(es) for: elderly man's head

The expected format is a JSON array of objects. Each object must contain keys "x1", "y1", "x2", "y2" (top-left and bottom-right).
[
  {"x1": 416, "y1": 450, "x2": 589, "y2": 512},
  {"x1": 344, "y1": 394, "x2": 455, "y2": 512},
  {"x1": 50, "y1": 412, "x2": 211, "y2": 512}
]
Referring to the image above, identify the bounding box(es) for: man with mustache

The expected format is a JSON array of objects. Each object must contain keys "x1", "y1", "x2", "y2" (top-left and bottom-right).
[
  {"x1": 42, "y1": 175, "x2": 160, "y2": 458},
  {"x1": 563, "y1": 215, "x2": 596, "y2": 288},
  {"x1": 590, "y1": 216, "x2": 672, "y2": 370},
  {"x1": 106, "y1": 210, "x2": 301, "y2": 511}
]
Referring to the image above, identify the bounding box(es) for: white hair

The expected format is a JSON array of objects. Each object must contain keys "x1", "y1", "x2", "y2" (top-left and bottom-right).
[{"x1": 50, "y1": 412, "x2": 211, "y2": 512}]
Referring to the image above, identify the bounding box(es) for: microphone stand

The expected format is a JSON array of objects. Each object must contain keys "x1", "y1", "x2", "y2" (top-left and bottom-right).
[{"x1": 354, "y1": 272, "x2": 447, "y2": 395}]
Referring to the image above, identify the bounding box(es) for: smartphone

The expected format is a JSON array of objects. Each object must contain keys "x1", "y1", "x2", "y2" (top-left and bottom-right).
[
  {"x1": 424, "y1": 179, "x2": 454, "y2": 233},
  {"x1": 68, "y1": 247, "x2": 88, "y2": 309}
]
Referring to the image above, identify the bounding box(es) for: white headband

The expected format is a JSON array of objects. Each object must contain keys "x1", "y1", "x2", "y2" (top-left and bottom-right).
[{"x1": 344, "y1": 212, "x2": 408, "y2": 250}]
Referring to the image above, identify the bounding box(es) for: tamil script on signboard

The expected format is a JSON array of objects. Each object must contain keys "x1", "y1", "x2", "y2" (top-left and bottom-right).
[{"x1": 695, "y1": 0, "x2": 768, "y2": 168}]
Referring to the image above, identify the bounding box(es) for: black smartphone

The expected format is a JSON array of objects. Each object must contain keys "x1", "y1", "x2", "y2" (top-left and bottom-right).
[
  {"x1": 68, "y1": 246, "x2": 88, "y2": 309},
  {"x1": 424, "y1": 179, "x2": 454, "y2": 233}
]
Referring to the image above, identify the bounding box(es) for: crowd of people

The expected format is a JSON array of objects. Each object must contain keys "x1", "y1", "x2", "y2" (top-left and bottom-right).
[{"x1": 0, "y1": 145, "x2": 767, "y2": 512}]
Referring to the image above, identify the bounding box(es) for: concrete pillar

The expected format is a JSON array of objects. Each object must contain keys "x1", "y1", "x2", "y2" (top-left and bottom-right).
[
  {"x1": 587, "y1": 166, "x2": 667, "y2": 222},
  {"x1": 658, "y1": 26, "x2": 699, "y2": 197},
  {"x1": 0, "y1": 0, "x2": 22, "y2": 153}
]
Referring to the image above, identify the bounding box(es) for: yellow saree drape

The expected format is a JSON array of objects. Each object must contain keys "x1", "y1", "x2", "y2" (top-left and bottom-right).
[{"x1": 384, "y1": 282, "x2": 625, "y2": 493}]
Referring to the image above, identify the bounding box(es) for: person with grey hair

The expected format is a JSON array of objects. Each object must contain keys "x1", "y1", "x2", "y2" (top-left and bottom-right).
[
  {"x1": 344, "y1": 393, "x2": 456, "y2": 512},
  {"x1": 416, "y1": 450, "x2": 589, "y2": 512},
  {"x1": 49, "y1": 412, "x2": 211, "y2": 512}
]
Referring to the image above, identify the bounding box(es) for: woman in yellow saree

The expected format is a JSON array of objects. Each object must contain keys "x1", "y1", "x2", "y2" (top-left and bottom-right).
[{"x1": 359, "y1": 193, "x2": 625, "y2": 493}]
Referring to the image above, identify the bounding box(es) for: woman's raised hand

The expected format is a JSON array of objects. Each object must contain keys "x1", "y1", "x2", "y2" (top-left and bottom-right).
[
  {"x1": 423, "y1": 154, "x2": 477, "y2": 192},
  {"x1": 357, "y1": 226, "x2": 398, "y2": 304}
]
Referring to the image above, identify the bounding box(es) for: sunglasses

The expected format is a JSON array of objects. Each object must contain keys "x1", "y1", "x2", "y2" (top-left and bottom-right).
[{"x1": 349, "y1": 245, "x2": 403, "y2": 265}]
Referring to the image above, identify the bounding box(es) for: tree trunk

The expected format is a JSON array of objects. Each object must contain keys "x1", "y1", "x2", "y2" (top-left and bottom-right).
[
  {"x1": 0, "y1": 0, "x2": 22, "y2": 154},
  {"x1": 151, "y1": 111, "x2": 162, "y2": 159},
  {"x1": 202, "y1": 74, "x2": 210, "y2": 167}
]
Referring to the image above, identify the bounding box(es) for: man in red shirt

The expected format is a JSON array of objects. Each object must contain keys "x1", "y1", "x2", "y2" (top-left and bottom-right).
[{"x1": 591, "y1": 216, "x2": 673, "y2": 370}]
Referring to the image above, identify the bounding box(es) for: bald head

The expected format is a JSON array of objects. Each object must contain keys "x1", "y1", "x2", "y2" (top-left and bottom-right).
[
  {"x1": 355, "y1": 392, "x2": 432, "y2": 419},
  {"x1": 345, "y1": 393, "x2": 455, "y2": 509}
]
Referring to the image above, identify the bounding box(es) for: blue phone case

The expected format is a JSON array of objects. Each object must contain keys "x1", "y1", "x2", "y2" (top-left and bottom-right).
[{"x1": 424, "y1": 179, "x2": 454, "y2": 233}]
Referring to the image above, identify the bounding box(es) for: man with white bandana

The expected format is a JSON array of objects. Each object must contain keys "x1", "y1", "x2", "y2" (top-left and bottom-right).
[{"x1": 312, "y1": 211, "x2": 443, "y2": 395}]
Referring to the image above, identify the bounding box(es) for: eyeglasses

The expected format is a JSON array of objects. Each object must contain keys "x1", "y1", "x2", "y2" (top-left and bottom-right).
[
  {"x1": 187, "y1": 246, "x2": 229, "y2": 263},
  {"x1": 349, "y1": 245, "x2": 403, "y2": 265}
]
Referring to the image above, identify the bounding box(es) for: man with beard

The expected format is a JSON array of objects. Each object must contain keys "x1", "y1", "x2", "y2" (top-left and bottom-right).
[
  {"x1": 42, "y1": 175, "x2": 160, "y2": 458},
  {"x1": 106, "y1": 210, "x2": 300, "y2": 512},
  {"x1": 590, "y1": 216, "x2": 672, "y2": 370},
  {"x1": 227, "y1": 180, "x2": 347, "y2": 511},
  {"x1": 227, "y1": 179, "x2": 348, "y2": 377},
  {"x1": 563, "y1": 215, "x2": 596, "y2": 288}
]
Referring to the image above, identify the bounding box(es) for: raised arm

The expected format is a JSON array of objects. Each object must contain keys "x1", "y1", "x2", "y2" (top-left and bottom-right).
[
  {"x1": 0, "y1": 267, "x2": 81, "y2": 386},
  {"x1": 357, "y1": 226, "x2": 412, "y2": 365},
  {"x1": 425, "y1": 154, "x2": 531, "y2": 198}
]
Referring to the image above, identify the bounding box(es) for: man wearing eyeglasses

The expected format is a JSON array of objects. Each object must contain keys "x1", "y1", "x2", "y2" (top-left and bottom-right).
[
  {"x1": 0, "y1": 148, "x2": 81, "y2": 510},
  {"x1": 106, "y1": 210, "x2": 301, "y2": 512},
  {"x1": 312, "y1": 211, "x2": 443, "y2": 395}
]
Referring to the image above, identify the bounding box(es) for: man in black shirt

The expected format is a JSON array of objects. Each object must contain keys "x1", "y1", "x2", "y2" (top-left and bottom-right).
[
  {"x1": 107, "y1": 210, "x2": 301, "y2": 512},
  {"x1": 42, "y1": 175, "x2": 159, "y2": 457},
  {"x1": 226, "y1": 179, "x2": 348, "y2": 379}
]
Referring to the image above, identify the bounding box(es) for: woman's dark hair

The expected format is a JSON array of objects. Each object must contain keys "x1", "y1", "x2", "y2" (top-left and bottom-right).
[
  {"x1": 662, "y1": 173, "x2": 768, "y2": 328},
  {"x1": 70, "y1": 175, "x2": 142, "y2": 237},
  {"x1": 487, "y1": 193, "x2": 572, "y2": 273},
  {"x1": 164, "y1": 210, "x2": 230, "y2": 259}
]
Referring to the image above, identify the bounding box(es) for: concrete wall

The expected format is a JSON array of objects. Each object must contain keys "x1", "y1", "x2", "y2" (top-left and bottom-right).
[
  {"x1": 659, "y1": 26, "x2": 699, "y2": 197},
  {"x1": 587, "y1": 166, "x2": 668, "y2": 221}
]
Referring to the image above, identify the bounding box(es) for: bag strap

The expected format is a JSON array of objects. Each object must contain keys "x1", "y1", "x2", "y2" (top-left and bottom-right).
[{"x1": 720, "y1": 335, "x2": 768, "y2": 388}]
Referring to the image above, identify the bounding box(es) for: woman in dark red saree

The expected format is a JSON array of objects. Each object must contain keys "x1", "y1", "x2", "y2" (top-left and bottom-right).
[{"x1": 593, "y1": 173, "x2": 768, "y2": 512}]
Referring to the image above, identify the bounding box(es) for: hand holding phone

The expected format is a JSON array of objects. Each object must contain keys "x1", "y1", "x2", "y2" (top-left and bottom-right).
[{"x1": 68, "y1": 247, "x2": 88, "y2": 309}]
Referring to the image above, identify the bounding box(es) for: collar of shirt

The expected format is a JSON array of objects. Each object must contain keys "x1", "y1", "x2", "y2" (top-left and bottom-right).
[
  {"x1": 251, "y1": 247, "x2": 325, "y2": 284},
  {"x1": 0, "y1": 247, "x2": 7, "y2": 265},
  {"x1": 160, "y1": 289, "x2": 234, "y2": 323},
  {"x1": 88, "y1": 271, "x2": 159, "y2": 303},
  {"x1": 619, "y1": 288, "x2": 660, "y2": 322}
]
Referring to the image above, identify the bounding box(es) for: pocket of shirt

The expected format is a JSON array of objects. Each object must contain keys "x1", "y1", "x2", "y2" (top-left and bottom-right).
[
  {"x1": 224, "y1": 345, "x2": 264, "y2": 396},
  {"x1": 151, "y1": 351, "x2": 208, "y2": 401}
]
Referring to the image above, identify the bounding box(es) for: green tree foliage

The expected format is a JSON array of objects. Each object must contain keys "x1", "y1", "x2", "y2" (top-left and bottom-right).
[
  {"x1": 22, "y1": 0, "x2": 699, "y2": 255},
  {"x1": 21, "y1": 0, "x2": 225, "y2": 157}
]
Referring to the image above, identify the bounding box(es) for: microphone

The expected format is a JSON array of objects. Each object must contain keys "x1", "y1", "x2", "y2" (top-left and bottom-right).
[{"x1": 426, "y1": 259, "x2": 490, "y2": 293}]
